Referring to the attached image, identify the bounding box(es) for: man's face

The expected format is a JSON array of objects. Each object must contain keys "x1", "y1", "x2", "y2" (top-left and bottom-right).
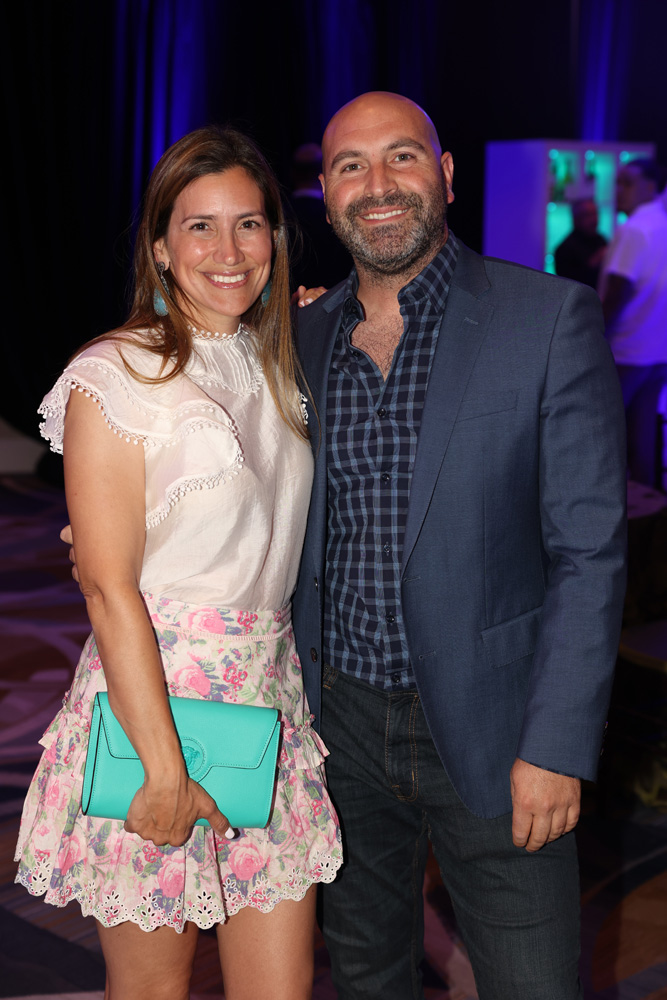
[
  {"x1": 616, "y1": 163, "x2": 657, "y2": 216},
  {"x1": 320, "y1": 95, "x2": 454, "y2": 278},
  {"x1": 573, "y1": 200, "x2": 598, "y2": 235}
]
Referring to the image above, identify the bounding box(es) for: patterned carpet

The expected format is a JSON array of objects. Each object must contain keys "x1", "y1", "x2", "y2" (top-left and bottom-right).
[{"x1": 0, "y1": 474, "x2": 665, "y2": 998}]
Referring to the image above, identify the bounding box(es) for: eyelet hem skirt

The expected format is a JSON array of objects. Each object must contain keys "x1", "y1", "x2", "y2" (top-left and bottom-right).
[{"x1": 14, "y1": 593, "x2": 342, "y2": 931}]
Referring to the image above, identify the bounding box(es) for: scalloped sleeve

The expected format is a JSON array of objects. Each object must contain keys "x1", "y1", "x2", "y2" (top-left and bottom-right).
[{"x1": 38, "y1": 340, "x2": 244, "y2": 529}]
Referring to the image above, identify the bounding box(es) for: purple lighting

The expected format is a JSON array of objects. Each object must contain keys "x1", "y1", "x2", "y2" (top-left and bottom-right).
[
  {"x1": 111, "y1": 0, "x2": 207, "y2": 211},
  {"x1": 579, "y1": 0, "x2": 633, "y2": 141}
]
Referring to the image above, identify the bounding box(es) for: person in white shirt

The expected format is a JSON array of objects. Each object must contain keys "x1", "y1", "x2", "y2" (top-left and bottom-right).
[{"x1": 599, "y1": 165, "x2": 667, "y2": 484}]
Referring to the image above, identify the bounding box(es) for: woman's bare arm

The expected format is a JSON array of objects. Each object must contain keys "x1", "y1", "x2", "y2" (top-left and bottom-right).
[{"x1": 63, "y1": 390, "x2": 231, "y2": 845}]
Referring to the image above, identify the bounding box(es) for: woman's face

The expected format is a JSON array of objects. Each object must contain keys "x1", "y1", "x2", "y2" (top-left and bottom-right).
[{"x1": 154, "y1": 167, "x2": 274, "y2": 334}]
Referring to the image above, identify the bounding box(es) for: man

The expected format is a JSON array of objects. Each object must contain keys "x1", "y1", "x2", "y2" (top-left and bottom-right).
[
  {"x1": 554, "y1": 197, "x2": 607, "y2": 288},
  {"x1": 615, "y1": 158, "x2": 664, "y2": 220},
  {"x1": 599, "y1": 164, "x2": 667, "y2": 484},
  {"x1": 292, "y1": 92, "x2": 626, "y2": 999}
]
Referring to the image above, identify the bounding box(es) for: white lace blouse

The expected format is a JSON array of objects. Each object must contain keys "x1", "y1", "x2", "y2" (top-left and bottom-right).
[{"x1": 39, "y1": 327, "x2": 313, "y2": 611}]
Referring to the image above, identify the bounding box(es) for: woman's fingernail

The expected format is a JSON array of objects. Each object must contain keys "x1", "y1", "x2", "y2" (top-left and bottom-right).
[{"x1": 225, "y1": 827, "x2": 238, "y2": 840}]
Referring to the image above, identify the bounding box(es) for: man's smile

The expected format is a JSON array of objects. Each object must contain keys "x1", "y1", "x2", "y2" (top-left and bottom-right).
[{"x1": 360, "y1": 208, "x2": 409, "y2": 222}]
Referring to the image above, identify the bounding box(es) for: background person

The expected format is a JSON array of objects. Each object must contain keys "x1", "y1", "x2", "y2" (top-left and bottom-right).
[
  {"x1": 286, "y1": 142, "x2": 352, "y2": 290},
  {"x1": 615, "y1": 158, "x2": 666, "y2": 219},
  {"x1": 15, "y1": 126, "x2": 341, "y2": 1000},
  {"x1": 599, "y1": 167, "x2": 667, "y2": 485},
  {"x1": 554, "y1": 197, "x2": 608, "y2": 288}
]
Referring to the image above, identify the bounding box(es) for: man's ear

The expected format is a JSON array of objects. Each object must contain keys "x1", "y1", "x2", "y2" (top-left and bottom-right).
[
  {"x1": 319, "y1": 173, "x2": 331, "y2": 224},
  {"x1": 441, "y1": 152, "x2": 455, "y2": 205}
]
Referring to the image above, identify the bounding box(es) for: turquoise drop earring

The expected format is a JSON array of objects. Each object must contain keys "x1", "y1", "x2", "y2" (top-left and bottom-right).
[{"x1": 154, "y1": 261, "x2": 170, "y2": 316}]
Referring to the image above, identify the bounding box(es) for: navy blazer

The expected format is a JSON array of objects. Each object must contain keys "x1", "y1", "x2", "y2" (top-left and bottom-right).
[{"x1": 292, "y1": 241, "x2": 627, "y2": 818}]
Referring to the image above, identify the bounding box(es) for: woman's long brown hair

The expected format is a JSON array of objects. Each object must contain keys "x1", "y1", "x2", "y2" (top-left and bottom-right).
[{"x1": 79, "y1": 126, "x2": 308, "y2": 440}]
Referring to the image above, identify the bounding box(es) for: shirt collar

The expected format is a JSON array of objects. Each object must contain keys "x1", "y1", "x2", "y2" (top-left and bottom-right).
[
  {"x1": 340, "y1": 231, "x2": 459, "y2": 325},
  {"x1": 341, "y1": 270, "x2": 364, "y2": 327},
  {"x1": 399, "y1": 232, "x2": 459, "y2": 309}
]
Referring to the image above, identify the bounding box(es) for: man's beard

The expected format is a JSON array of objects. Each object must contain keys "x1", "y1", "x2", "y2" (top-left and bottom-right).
[{"x1": 326, "y1": 182, "x2": 448, "y2": 278}]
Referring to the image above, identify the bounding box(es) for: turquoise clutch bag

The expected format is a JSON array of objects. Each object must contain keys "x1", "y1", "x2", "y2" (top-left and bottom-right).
[{"x1": 81, "y1": 692, "x2": 280, "y2": 829}]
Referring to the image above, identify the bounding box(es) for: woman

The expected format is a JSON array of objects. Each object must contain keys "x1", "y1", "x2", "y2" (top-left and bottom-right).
[{"x1": 14, "y1": 126, "x2": 342, "y2": 999}]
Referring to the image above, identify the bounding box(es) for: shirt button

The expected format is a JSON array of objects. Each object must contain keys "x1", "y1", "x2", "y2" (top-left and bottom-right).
[
  {"x1": 385, "y1": 612, "x2": 396, "y2": 624},
  {"x1": 313, "y1": 577, "x2": 319, "y2": 591},
  {"x1": 380, "y1": 472, "x2": 391, "y2": 484},
  {"x1": 310, "y1": 648, "x2": 318, "y2": 662},
  {"x1": 391, "y1": 672, "x2": 401, "y2": 684},
  {"x1": 377, "y1": 407, "x2": 387, "y2": 418},
  {"x1": 383, "y1": 542, "x2": 391, "y2": 555}
]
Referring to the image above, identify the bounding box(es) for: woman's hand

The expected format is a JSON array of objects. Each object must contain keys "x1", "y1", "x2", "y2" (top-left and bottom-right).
[
  {"x1": 291, "y1": 285, "x2": 328, "y2": 308},
  {"x1": 125, "y1": 772, "x2": 235, "y2": 847}
]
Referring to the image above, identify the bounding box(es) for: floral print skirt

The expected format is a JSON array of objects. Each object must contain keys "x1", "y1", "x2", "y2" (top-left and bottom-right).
[{"x1": 14, "y1": 593, "x2": 342, "y2": 932}]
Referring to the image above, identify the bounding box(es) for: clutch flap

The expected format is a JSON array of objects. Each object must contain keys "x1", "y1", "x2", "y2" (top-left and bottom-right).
[
  {"x1": 95, "y1": 694, "x2": 279, "y2": 782},
  {"x1": 169, "y1": 697, "x2": 279, "y2": 775}
]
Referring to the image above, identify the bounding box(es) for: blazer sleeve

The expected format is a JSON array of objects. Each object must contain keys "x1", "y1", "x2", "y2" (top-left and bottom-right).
[{"x1": 516, "y1": 281, "x2": 627, "y2": 780}]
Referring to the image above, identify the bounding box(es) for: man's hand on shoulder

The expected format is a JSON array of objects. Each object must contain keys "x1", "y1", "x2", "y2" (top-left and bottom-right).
[
  {"x1": 60, "y1": 524, "x2": 79, "y2": 583},
  {"x1": 510, "y1": 758, "x2": 580, "y2": 853}
]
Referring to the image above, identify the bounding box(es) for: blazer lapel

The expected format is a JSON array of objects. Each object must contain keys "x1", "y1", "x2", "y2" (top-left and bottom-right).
[
  {"x1": 297, "y1": 285, "x2": 346, "y2": 431},
  {"x1": 295, "y1": 287, "x2": 346, "y2": 574},
  {"x1": 402, "y1": 259, "x2": 494, "y2": 573}
]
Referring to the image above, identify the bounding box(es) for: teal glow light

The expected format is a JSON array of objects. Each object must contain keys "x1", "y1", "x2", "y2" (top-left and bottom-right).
[
  {"x1": 545, "y1": 254, "x2": 555, "y2": 264},
  {"x1": 617, "y1": 211, "x2": 628, "y2": 224},
  {"x1": 549, "y1": 149, "x2": 559, "y2": 159},
  {"x1": 620, "y1": 151, "x2": 631, "y2": 163},
  {"x1": 585, "y1": 150, "x2": 595, "y2": 160},
  {"x1": 547, "y1": 202, "x2": 557, "y2": 212}
]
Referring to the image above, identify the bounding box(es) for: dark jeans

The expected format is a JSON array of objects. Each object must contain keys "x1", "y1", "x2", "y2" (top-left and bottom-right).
[{"x1": 320, "y1": 666, "x2": 582, "y2": 1000}]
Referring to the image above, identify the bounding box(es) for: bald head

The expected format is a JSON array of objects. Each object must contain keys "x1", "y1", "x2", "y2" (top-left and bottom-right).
[
  {"x1": 319, "y1": 92, "x2": 454, "y2": 284},
  {"x1": 322, "y1": 92, "x2": 442, "y2": 175}
]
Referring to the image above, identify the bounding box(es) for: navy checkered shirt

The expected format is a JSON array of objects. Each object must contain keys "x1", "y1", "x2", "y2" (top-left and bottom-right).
[{"x1": 323, "y1": 234, "x2": 459, "y2": 689}]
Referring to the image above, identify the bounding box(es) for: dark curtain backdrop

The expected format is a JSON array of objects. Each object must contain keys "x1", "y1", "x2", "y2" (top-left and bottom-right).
[{"x1": 3, "y1": 0, "x2": 667, "y2": 443}]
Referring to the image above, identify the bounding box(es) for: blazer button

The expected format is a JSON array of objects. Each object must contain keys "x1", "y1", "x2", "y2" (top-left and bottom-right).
[
  {"x1": 310, "y1": 648, "x2": 318, "y2": 662},
  {"x1": 314, "y1": 577, "x2": 319, "y2": 591}
]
